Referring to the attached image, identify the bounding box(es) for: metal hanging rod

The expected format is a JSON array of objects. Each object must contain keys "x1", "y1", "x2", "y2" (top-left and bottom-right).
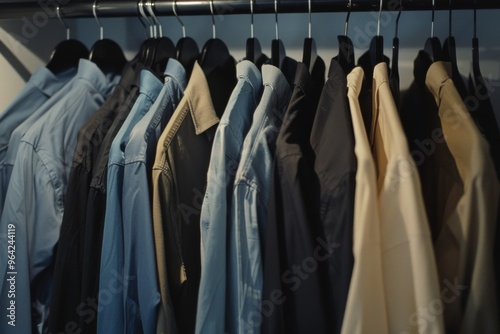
[{"x1": 0, "y1": 0, "x2": 498, "y2": 20}]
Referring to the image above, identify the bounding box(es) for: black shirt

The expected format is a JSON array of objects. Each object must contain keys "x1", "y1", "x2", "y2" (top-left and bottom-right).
[
  {"x1": 48, "y1": 60, "x2": 141, "y2": 334},
  {"x1": 263, "y1": 59, "x2": 356, "y2": 334},
  {"x1": 263, "y1": 60, "x2": 328, "y2": 334},
  {"x1": 310, "y1": 59, "x2": 356, "y2": 334}
]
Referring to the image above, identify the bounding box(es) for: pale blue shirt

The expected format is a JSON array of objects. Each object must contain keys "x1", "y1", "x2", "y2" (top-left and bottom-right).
[
  {"x1": 122, "y1": 59, "x2": 186, "y2": 333},
  {"x1": 196, "y1": 60, "x2": 263, "y2": 334},
  {"x1": 228, "y1": 65, "x2": 291, "y2": 334},
  {"x1": 0, "y1": 59, "x2": 118, "y2": 334},
  {"x1": 0, "y1": 66, "x2": 76, "y2": 216},
  {"x1": 97, "y1": 68, "x2": 163, "y2": 334}
]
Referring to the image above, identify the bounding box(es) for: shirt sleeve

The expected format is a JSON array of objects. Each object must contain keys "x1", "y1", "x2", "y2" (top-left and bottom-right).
[
  {"x1": 122, "y1": 161, "x2": 160, "y2": 333},
  {"x1": 97, "y1": 164, "x2": 125, "y2": 334},
  {"x1": 0, "y1": 142, "x2": 62, "y2": 334},
  {"x1": 197, "y1": 126, "x2": 230, "y2": 334},
  {"x1": 227, "y1": 180, "x2": 263, "y2": 334},
  {"x1": 152, "y1": 164, "x2": 179, "y2": 334}
]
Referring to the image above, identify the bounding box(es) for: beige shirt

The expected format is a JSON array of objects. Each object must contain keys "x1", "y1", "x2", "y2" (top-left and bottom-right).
[
  {"x1": 152, "y1": 61, "x2": 220, "y2": 334},
  {"x1": 341, "y1": 67, "x2": 389, "y2": 334},
  {"x1": 371, "y1": 62, "x2": 444, "y2": 334},
  {"x1": 426, "y1": 61, "x2": 500, "y2": 334}
]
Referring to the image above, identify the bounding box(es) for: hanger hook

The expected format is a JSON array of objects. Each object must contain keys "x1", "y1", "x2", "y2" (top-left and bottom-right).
[
  {"x1": 93, "y1": 0, "x2": 104, "y2": 40},
  {"x1": 448, "y1": 0, "x2": 452, "y2": 37},
  {"x1": 395, "y1": 0, "x2": 402, "y2": 38},
  {"x1": 431, "y1": 0, "x2": 435, "y2": 38},
  {"x1": 250, "y1": 0, "x2": 254, "y2": 38},
  {"x1": 473, "y1": 0, "x2": 477, "y2": 39},
  {"x1": 172, "y1": 0, "x2": 186, "y2": 38},
  {"x1": 377, "y1": 0, "x2": 382, "y2": 36},
  {"x1": 138, "y1": 0, "x2": 154, "y2": 38},
  {"x1": 308, "y1": 0, "x2": 312, "y2": 38},
  {"x1": 136, "y1": 0, "x2": 149, "y2": 36},
  {"x1": 345, "y1": 0, "x2": 351, "y2": 36},
  {"x1": 210, "y1": 0, "x2": 216, "y2": 39},
  {"x1": 56, "y1": 4, "x2": 70, "y2": 40},
  {"x1": 274, "y1": 0, "x2": 279, "y2": 40},
  {"x1": 146, "y1": 0, "x2": 162, "y2": 38}
]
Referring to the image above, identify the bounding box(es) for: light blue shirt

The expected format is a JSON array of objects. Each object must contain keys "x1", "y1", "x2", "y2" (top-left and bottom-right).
[
  {"x1": 228, "y1": 65, "x2": 291, "y2": 334},
  {"x1": 0, "y1": 66, "x2": 76, "y2": 216},
  {"x1": 196, "y1": 60, "x2": 262, "y2": 334},
  {"x1": 122, "y1": 59, "x2": 186, "y2": 333},
  {"x1": 0, "y1": 59, "x2": 118, "y2": 334},
  {"x1": 97, "y1": 69, "x2": 163, "y2": 334}
]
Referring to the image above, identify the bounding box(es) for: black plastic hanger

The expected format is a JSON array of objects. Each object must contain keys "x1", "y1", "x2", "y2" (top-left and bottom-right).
[
  {"x1": 134, "y1": 0, "x2": 155, "y2": 65},
  {"x1": 369, "y1": 0, "x2": 384, "y2": 68},
  {"x1": 271, "y1": 39, "x2": 286, "y2": 69},
  {"x1": 271, "y1": 0, "x2": 297, "y2": 86},
  {"x1": 390, "y1": 0, "x2": 402, "y2": 106},
  {"x1": 46, "y1": 5, "x2": 88, "y2": 74},
  {"x1": 467, "y1": 0, "x2": 500, "y2": 180},
  {"x1": 172, "y1": 0, "x2": 199, "y2": 77},
  {"x1": 199, "y1": 0, "x2": 233, "y2": 74},
  {"x1": 135, "y1": 0, "x2": 156, "y2": 66},
  {"x1": 176, "y1": 37, "x2": 199, "y2": 77},
  {"x1": 443, "y1": 0, "x2": 468, "y2": 99},
  {"x1": 271, "y1": 0, "x2": 286, "y2": 70},
  {"x1": 370, "y1": 37, "x2": 384, "y2": 67},
  {"x1": 302, "y1": 0, "x2": 318, "y2": 73},
  {"x1": 423, "y1": 0, "x2": 443, "y2": 63},
  {"x1": 199, "y1": 37, "x2": 233, "y2": 77},
  {"x1": 471, "y1": 3, "x2": 482, "y2": 87},
  {"x1": 247, "y1": 38, "x2": 263, "y2": 65},
  {"x1": 246, "y1": 0, "x2": 266, "y2": 68},
  {"x1": 146, "y1": 1, "x2": 176, "y2": 75},
  {"x1": 89, "y1": 0, "x2": 127, "y2": 74},
  {"x1": 442, "y1": 0, "x2": 456, "y2": 64},
  {"x1": 336, "y1": 0, "x2": 355, "y2": 74},
  {"x1": 199, "y1": 0, "x2": 236, "y2": 117}
]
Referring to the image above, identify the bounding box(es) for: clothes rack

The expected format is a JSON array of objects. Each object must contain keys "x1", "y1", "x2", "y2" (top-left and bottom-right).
[{"x1": 0, "y1": 0, "x2": 499, "y2": 20}]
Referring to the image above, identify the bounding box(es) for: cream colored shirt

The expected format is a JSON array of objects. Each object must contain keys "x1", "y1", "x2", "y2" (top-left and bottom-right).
[
  {"x1": 426, "y1": 61, "x2": 500, "y2": 334},
  {"x1": 371, "y1": 62, "x2": 444, "y2": 334},
  {"x1": 341, "y1": 67, "x2": 389, "y2": 334}
]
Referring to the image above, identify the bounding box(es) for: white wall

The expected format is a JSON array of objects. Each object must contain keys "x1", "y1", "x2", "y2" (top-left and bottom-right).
[{"x1": 1, "y1": 8, "x2": 500, "y2": 113}]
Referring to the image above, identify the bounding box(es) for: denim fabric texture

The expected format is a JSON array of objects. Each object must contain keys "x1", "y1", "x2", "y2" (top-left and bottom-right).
[
  {"x1": 228, "y1": 64, "x2": 291, "y2": 334},
  {"x1": 97, "y1": 69, "x2": 163, "y2": 334},
  {"x1": 196, "y1": 60, "x2": 262, "y2": 334},
  {"x1": 0, "y1": 59, "x2": 118, "y2": 334}
]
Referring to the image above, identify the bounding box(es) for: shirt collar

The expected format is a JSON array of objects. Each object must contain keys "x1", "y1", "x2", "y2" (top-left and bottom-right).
[
  {"x1": 262, "y1": 64, "x2": 291, "y2": 103},
  {"x1": 293, "y1": 62, "x2": 316, "y2": 97},
  {"x1": 347, "y1": 66, "x2": 364, "y2": 96},
  {"x1": 237, "y1": 60, "x2": 262, "y2": 92},
  {"x1": 164, "y1": 58, "x2": 187, "y2": 90},
  {"x1": 115, "y1": 59, "x2": 139, "y2": 94},
  {"x1": 425, "y1": 61, "x2": 453, "y2": 104},
  {"x1": 29, "y1": 66, "x2": 76, "y2": 97},
  {"x1": 75, "y1": 59, "x2": 115, "y2": 97},
  {"x1": 184, "y1": 61, "x2": 219, "y2": 135},
  {"x1": 373, "y1": 62, "x2": 390, "y2": 90},
  {"x1": 138, "y1": 69, "x2": 164, "y2": 102},
  {"x1": 327, "y1": 59, "x2": 348, "y2": 88}
]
